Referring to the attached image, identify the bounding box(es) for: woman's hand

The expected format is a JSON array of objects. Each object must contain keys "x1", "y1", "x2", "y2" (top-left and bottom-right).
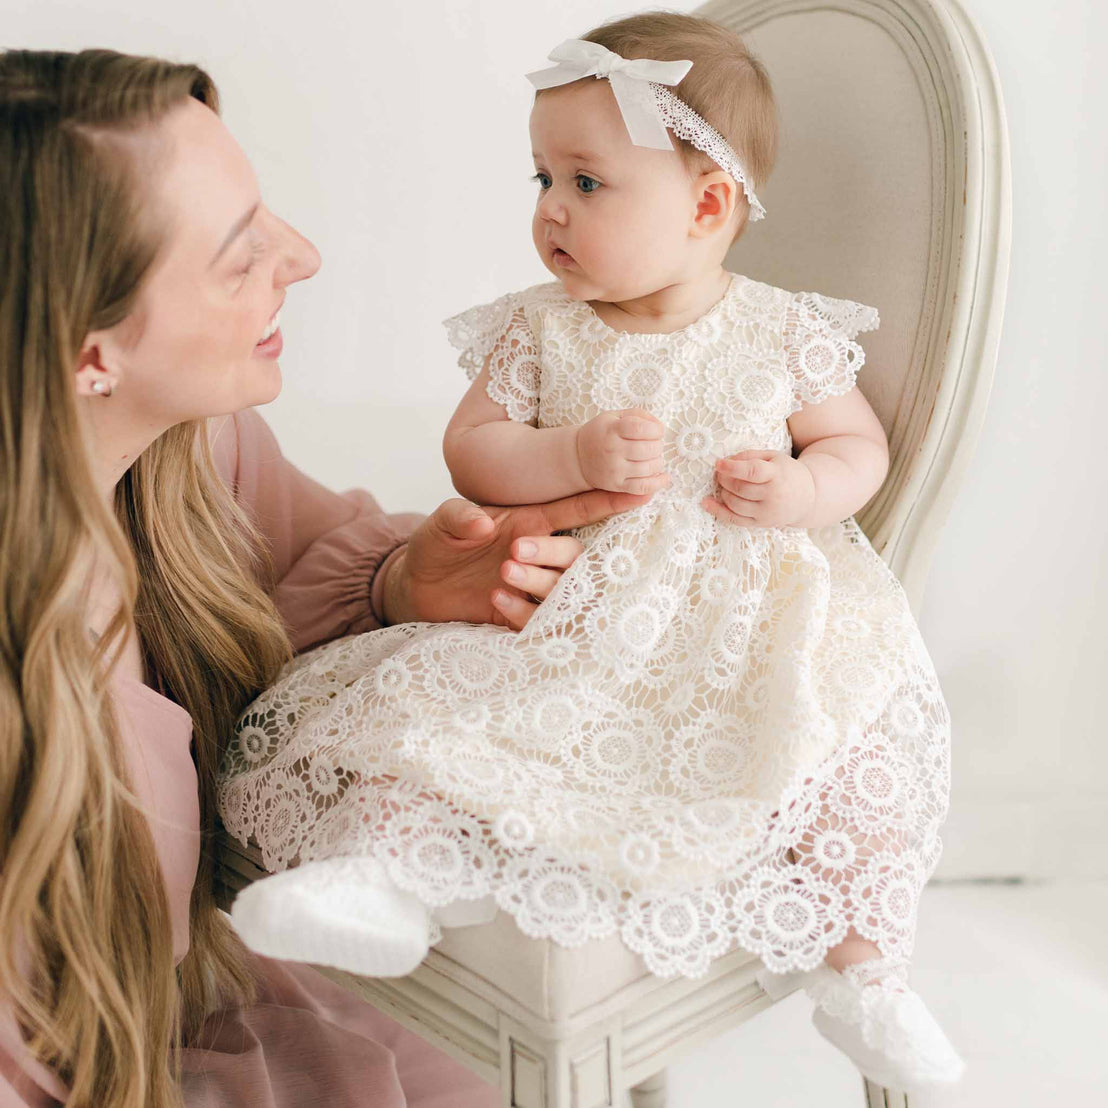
[
  {"x1": 575, "y1": 408, "x2": 669, "y2": 495},
  {"x1": 702, "y1": 449, "x2": 817, "y2": 528},
  {"x1": 381, "y1": 490, "x2": 651, "y2": 630}
]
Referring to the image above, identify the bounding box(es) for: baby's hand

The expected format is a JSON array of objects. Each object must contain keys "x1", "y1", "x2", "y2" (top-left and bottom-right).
[
  {"x1": 703, "y1": 449, "x2": 816, "y2": 528},
  {"x1": 575, "y1": 408, "x2": 670, "y2": 495}
]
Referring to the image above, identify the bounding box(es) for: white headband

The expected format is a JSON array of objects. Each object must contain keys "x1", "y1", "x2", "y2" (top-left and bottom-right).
[{"x1": 525, "y1": 38, "x2": 766, "y2": 222}]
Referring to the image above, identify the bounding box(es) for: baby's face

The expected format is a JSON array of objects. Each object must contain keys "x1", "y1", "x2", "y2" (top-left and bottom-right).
[{"x1": 529, "y1": 80, "x2": 704, "y2": 302}]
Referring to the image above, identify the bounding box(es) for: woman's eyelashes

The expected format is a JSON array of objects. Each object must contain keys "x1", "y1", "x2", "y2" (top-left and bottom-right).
[
  {"x1": 530, "y1": 171, "x2": 603, "y2": 195},
  {"x1": 235, "y1": 236, "x2": 266, "y2": 284}
]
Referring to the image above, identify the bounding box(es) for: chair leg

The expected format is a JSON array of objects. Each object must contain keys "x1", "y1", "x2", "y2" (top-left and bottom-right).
[
  {"x1": 629, "y1": 1070, "x2": 667, "y2": 1108},
  {"x1": 862, "y1": 1077, "x2": 909, "y2": 1107}
]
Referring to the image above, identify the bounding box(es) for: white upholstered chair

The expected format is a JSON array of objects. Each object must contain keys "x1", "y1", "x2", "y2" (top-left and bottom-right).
[{"x1": 215, "y1": 0, "x2": 1010, "y2": 1103}]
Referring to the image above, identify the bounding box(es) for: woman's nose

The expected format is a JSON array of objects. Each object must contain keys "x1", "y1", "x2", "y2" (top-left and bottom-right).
[{"x1": 273, "y1": 218, "x2": 322, "y2": 287}]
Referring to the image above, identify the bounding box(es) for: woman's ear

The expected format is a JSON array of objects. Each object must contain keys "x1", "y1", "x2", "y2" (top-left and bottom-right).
[
  {"x1": 74, "y1": 333, "x2": 125, "y2": 397},
  {"x1": 690, "y1": 170, "x2": 745, "y2": 239}
]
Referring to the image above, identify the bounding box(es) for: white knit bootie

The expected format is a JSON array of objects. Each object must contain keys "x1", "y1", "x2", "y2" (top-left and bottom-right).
[
  {"x1": 804, "y1": 956, "x2": 966, "y2": 1091},
  {"x1": 230, "y1": 855, "x2": 432, "y2": 977}
]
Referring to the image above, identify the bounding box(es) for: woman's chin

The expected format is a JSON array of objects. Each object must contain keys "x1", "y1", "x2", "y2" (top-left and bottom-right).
[{"x1": 246, "y1": 360, "x2": 283, "y2": 405}]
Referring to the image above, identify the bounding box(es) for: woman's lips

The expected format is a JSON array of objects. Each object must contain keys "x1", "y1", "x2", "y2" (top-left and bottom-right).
[
  {"x1": 553, "y1": 248, "x2": 574, "y2": 268},
  {"x1": 254, "y1": 328, "x2": 283, "y2": 358}
]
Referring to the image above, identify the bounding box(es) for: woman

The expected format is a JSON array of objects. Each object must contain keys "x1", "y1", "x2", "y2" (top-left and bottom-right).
[{"x1": 0, "y1": 49, "x2": 645, "y2": 1106}]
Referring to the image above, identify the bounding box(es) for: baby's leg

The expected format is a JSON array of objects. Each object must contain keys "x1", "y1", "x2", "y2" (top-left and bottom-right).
[
  {"x1": 781, "y1": 844, "x2": 884, "y2": 970},
  {"x1": 782, "y1": 721, "x2": 929, "y2": 978},
  {"x1": 780, "y1": 826, "x2": 962, "y2": 1089},
  {"x1": 825, "y1": 927, "x2": 882, "y2": 971}
]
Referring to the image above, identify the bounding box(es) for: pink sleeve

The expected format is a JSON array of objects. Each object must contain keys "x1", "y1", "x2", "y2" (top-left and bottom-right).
[
  {"x1": 209, "y1": 407, "x2": 424, "y2": 654},
  {"x1": 0, "y1": 1075, "x2": 58, "y2": 1107},
  {"x1": 0, "y1": 1010, "x2": 66, "y2": 1106}
]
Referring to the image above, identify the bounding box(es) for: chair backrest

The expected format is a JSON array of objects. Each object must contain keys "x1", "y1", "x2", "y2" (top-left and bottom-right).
[{"x1": 698, "y1": 0, "x2": 1010, "y2": 613}]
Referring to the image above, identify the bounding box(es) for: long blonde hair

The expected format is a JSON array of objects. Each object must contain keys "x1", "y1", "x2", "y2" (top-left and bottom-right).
[{"x1": 0, "y1": 49, "x2": 295, "y2": 1105}]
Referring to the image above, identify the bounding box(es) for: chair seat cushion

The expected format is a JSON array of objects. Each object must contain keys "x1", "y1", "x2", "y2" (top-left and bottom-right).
[{"x1": 434, "y1": 910, "x2": 653, "y2": 1023}]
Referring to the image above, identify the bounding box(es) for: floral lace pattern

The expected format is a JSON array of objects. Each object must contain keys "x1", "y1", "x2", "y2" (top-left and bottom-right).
[
  {"x1": 444, "y1": 301, "x2": 541, "y2": 424},
  {"x1": 218, "y1": 274, "x2": 950, "y2": 980}
]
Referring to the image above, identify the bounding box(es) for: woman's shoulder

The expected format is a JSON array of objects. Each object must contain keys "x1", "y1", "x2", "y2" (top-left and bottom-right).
[{"x1": 206, "y1": 406, "x2": 283, "y2": 494}]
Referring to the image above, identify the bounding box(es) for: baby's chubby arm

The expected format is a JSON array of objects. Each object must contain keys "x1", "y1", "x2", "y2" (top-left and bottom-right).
[
  {"x1": 703, "y1": 387, "x2": 889, "y2": 528},
  {"x1": 444, "y1": 354, "x2": 670, "y2": 504}
]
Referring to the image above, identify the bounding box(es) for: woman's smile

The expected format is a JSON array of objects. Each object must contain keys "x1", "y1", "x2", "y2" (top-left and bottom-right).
[{"x1": 254, "y1": 310, "x2": 282, "y2": 357}]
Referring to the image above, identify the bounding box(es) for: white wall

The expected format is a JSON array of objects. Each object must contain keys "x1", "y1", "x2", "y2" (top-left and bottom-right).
[
  {"x1": 915, "y1": 0, "x2": 1108, "y2": 880},
  {"x1": 10, "y1": 1, "x2": 1105, "y2": 879}
]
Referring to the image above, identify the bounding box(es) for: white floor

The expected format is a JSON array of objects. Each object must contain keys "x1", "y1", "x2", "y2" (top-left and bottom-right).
[{"x1": 659, "y1": 879, "x2": 1108, "y2": 1106}]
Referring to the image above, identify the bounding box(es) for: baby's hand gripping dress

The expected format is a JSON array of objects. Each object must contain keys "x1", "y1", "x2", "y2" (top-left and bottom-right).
[{"x1": 217, "y1": 274, "x2": 953, "y2": 981}]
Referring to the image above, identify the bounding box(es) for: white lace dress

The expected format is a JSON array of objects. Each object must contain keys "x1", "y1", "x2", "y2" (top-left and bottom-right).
[{"x1": 217, "y1": 273, "x2": 952, "y2": 979}]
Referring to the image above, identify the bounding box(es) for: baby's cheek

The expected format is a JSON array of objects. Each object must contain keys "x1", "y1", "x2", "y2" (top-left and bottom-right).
[
  {"x1": 595, "y1": 227, "x2": 648, "y2": 280},
  {"x1": 624, "y1": 209, "x2": 676, "y2": 269}
]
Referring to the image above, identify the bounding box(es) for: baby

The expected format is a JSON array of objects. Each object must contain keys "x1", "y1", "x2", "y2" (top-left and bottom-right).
[{"x1": 221, "y1": 11, "x2": 964, "y2": 1092}]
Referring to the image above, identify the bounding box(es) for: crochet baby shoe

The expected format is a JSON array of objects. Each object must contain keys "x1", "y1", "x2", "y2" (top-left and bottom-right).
[
  {"x1": 229, "y1": 855, "x2": 433, "y2": 977},
  {"x1": 804, "y1": 956, "x2": 966, "y2": 1091}
]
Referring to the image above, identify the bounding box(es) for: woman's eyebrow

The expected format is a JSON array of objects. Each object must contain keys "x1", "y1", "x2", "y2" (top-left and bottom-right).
[{"x1": 209, "y1": 203, "x2": 259, "y2": 267}]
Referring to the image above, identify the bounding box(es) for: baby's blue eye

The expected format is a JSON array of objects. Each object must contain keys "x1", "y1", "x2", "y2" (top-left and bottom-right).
[{"x1": 529, "y1": 172, "x2": 603, "y2": 195}]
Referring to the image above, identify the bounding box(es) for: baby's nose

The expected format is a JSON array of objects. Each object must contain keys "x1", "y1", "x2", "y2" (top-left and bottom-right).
[{"x1": 538, "y1": 192, "x2": 567, "y2": 223}]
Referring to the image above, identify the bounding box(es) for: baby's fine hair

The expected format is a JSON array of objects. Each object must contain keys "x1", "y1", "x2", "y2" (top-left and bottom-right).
[{"x1": 574, "y1": 10, "x2": 778, "y2": 195}]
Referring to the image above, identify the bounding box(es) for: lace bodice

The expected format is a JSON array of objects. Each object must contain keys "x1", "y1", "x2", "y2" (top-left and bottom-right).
[{"x1": 443, "y1": 273, "x2": 879, "y2": 503}]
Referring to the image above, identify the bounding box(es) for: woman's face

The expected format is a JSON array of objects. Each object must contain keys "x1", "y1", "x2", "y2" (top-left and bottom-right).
[{"x1": 87, "y1": 98, "x2": 320, "y2": 426}]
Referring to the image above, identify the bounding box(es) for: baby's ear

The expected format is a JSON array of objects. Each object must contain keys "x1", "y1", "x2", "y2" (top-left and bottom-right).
[{"x1": 691, "y1": 170, "x2": 745, "y2": 239}]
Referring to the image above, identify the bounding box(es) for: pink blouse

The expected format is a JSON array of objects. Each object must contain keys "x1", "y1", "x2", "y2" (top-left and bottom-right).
[{"x1": 0, "y1": 407, "x2": 497, "y2": 1108}]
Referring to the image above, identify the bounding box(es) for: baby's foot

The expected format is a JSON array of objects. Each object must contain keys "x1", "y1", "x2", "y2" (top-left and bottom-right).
[
  {"x1": 804, "y1": 955, "x2": 965, "y2": 1090},
  {"x1": 230, "y1": 855, "x2": 433, "y2": 977}
]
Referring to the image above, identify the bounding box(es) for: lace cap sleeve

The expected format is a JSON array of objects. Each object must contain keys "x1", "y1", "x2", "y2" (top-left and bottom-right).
[
  {"x1": 783, "y1": 290, "x2": 880, "y2": 409},
  {"x1": 443, "y1": 292, "x2": 541, "y2": 425}
]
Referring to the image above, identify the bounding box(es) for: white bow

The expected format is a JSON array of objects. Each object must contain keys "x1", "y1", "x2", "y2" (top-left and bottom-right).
[{"x1": 525, "y1": 39, "x2": 693, "y2": 152}]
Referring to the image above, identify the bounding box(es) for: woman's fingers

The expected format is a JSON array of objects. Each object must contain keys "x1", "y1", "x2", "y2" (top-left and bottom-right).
[
  {"x1": 501, "y1": 560, "x2": 561, "y2": 599},
  {"x1": 491, "y1": 588, "x2": 537, "y2": 630},
  {"x1": 538, "y1": 488, "x2": 651, "y2": 534},
  {"x1": 502, "y1": 536, "x2": 582, "y2": 607},
  {"x1": 511, "y1": 535, "x2": 583, "y2": 568},
  {"x1": 432, "y1": 497, "x2": 496, "y2": 542}
]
